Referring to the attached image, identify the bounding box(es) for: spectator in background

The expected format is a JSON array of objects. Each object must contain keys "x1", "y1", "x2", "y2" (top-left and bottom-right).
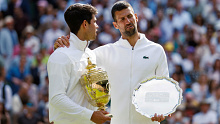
[
  {"x1": 42, "y1": 19, "x2": 66, "y2": 53},
  {"x1": 3, "y1": 15, "x2": 19, "y2": 48},
  {"x1": 208, "y1": 85, "x2": 220, "y2": 122},
  {"x1": 37, "y1": 75, "x2": 49, "y2": 122},
  {"x1": 191, "y1": 14, "x2": 206, "y2": 41},
  {"x1": 192, "y1": 73, "x2": 209, "y2": 102},
  {"x1": 192, "y1": 99, "x2": 217, "y2": 124},
  {"x1": 167, "y1": 110, "x2": 190, "y2": 124},
  {"x1": 11, "y1": 43, "x2": 33, "y2": 71},
  {"x1": 160, "y1": 8, "x2": 175, "y2": 43},
  {"x1": 12, "y1": 83, "x2": 29, "y2": 124},
  {"x1": 37, "y1": 91, "x2": 48, "y2": 123},
  {"x1": 31, "y1": 45, "x2": 49, "y2": 86},
  {"x1": 23, "y1": 25, "x2": 40, "y2": 55},
  {"x1": 6, "y1": 54, "x2": 30, "y2": 94},
  {"x1": 0, "y1": 63, "x2": 12, "y2": 112},
  {"x1": 173, "y1": 2, "x2": 192, "y2": 32},
  {"x1": 17, "y1": 103, "x2": 43, "y2": 124},
  {"x1": 188, "y1": 0, "x2": 203, "y2": 19},
  {"x1": 7, "y1": 0, "x2": 31, "y2": 18},
  {"x1": 208, "y1": 59, "x2": 220, "y2": 84},
  {"x1": 181, "y1": 46, "x2": 194, "y2": 73},
  {"x1": 56, "y1": 0, "x2": 68, "y2": 27},
  {"x1": 0, "y1": 101, "x2": 11, "y2": 124},
  {"x1": 39, "y1": 4, "x2": 54, "y2": 25},
  {"x1": 207, "y1": 80, "x2": 219, "y2": 98},
  {"x1": 0, "y1": 0, "x2": 8, "y2": 12},
  {"x1": 13, "y1": 7, "x2": 29, "y2": 38},
  {"x1": 24, "y1": 75, "x2": 38, "y2": 110},
  {"x1": 200, "y1": 44, "x2": 220, "y2": 72},
  {"x1": 188, "y1": 57, "x2": 204, "y2": 83},
  {"x1": 98, "y1": 23, "x2": 115, "y2": 45},
  {"x1": 195, "y1": 35, "x2": 210, "y2": 59},
  {"x1": 211, "y1": 21, "x2": 220, "y2": 53},
  {"x1": 0, "y1": 16, "x2": 18, "y2": 71},
  {"x1": 202, "y1": 0, "x2": 220, "y2": 24}
]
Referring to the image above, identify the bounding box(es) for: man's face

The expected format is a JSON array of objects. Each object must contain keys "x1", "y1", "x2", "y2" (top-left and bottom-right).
[
  {"x1": 87, "y1": 15, "x2": 99, "y2": 41},
  {"x1": 113, "y1": 7, "x2": 138, "y2": 37}
]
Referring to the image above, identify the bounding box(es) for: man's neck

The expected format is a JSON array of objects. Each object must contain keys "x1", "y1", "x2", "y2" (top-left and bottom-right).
[{"x1": 122, "y1": 32, "x2": 140, "y2": 47}]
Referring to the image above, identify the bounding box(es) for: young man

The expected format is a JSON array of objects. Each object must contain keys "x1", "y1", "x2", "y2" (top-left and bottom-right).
[
  {"x1": 47, "y1": 4, "x2": 111, "y2": 124},
  {"x1": 55, "y1": 1, "x2": 170, "y2": 124}
]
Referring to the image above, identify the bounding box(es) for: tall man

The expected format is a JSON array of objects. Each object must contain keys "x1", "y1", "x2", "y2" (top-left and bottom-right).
[
  {"x1": 55, "y1": 1, "x2": 169, "y2": 123},
  {"x1": 47, "y1": 4, "x2": 111, "y2": 124}
]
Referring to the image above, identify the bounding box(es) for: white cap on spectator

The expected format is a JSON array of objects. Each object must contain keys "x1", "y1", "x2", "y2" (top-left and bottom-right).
[
  {"x1": 4, "y1": 15, "x2": 13, "y2": 24},
  {"x1": 25, "y1": 25, "x2": 35, "y2": 33}
]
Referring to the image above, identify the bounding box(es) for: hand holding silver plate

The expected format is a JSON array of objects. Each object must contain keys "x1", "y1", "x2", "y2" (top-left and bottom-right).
[{"x1": 132, "y1": 76, "x2": 183, "y2": 118}]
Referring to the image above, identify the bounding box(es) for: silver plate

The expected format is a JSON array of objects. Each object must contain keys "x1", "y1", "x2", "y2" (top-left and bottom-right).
[{"x1": 132, "y1": 76, "x2": 183, "y2": 118}]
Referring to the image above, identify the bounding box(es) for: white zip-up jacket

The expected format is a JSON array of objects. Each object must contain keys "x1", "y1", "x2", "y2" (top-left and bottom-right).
[
  {"x1": 47, "y1": 33, "x2": 96, "y2": 124},
  {"x1": 94, "y1": 33, "x2": 169, "y2": 124}
]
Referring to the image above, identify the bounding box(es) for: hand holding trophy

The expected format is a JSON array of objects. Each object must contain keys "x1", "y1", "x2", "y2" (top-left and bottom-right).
[{"x1": 79, "y1": 58, "x2": 113, "y2": 117}]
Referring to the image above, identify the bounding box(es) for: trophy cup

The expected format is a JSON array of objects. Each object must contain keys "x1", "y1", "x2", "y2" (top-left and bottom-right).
[{"x1": 79, "y1": 58, "x2": 112, "y2": 117}]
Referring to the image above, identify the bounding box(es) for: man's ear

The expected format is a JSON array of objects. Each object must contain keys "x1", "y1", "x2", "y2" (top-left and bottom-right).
[
  {"x1": 135, "y1": 13, "x2": 138, "y2": 22},
  {"x1": 113, "y1": 22, "x2": 118, "y2": 29},
  {"x1": 82, "y1": 20, "x2": 88, "y2": 29}
]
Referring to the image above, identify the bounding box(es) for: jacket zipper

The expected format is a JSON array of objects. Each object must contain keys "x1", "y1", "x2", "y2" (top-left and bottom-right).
[{"x1": 129, "y1": 47, "x2": 134, "y2": 124}]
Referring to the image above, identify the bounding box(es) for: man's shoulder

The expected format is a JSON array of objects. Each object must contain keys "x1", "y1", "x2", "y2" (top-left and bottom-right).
[
  {"x1": 94, "y1": 43, "x2": 115, "y2": 51},
  {"x1": 48, "y1": 47, "x2": 71, "y2": 62},
  {"x1": 146, "y1": 40, "x2": 164, "y2": 50}
]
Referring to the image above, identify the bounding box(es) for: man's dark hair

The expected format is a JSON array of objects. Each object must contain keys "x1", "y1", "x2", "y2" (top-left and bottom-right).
[
  {"x1": 64, "y1": 3, "x2": 97, "y2": 35},
  {"x1": 111, "y1": 1, "x2": 133, "y2": 22}
]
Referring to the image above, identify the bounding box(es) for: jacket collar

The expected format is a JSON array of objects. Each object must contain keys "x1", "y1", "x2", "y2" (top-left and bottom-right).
[
  {"x1": 69, "y1": 32, "x2": 89, "y2": 51},
  {"x1": 117, "y1": 33, "x2": 149, "y2": 49}
]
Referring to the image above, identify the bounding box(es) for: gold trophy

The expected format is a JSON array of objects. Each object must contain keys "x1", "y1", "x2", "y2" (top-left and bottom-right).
[{"x1": 79, "y1": 58, "x2": 112, "y2": 117}]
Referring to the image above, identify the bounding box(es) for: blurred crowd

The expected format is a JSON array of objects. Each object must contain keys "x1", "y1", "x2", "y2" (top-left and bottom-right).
[{"x1": 0, "y1": 0, "x2": 220, "y2": 124}]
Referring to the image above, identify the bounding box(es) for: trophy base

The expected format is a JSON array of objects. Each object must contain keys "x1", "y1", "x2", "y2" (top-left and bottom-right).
[{"x1": 105, "y1": 114, "x2": 113, "y2": 118}]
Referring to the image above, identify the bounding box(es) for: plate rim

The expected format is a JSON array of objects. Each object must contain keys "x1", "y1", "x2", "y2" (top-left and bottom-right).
[{"x1": 132, "y1": 76, "x2": 183, "y2": 118}]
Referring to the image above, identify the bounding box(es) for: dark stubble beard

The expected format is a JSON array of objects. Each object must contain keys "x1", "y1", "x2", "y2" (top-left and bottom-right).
[{"x1": 123, "y1": 23, "x2": 137, "y2": 37}]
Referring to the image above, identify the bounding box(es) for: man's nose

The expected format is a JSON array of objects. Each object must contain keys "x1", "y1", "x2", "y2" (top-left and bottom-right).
[
  {"x1": 125, "y1": 17, "x2": 131, "y2": 24},
  {"x1": 96, "y1": 23, "x2": 99, "y2": 29}
]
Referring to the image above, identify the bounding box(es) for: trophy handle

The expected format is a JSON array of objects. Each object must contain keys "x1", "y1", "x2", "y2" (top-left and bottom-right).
[{"x1": 106, "y1": 82, "x2": 110, "y2": 91}]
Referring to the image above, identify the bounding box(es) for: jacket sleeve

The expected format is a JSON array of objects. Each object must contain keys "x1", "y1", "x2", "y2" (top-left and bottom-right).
[
  {"x1": 47, "y1": 52, "x2": 94, "y2": 121},
  {"x1": 155, "y1": 46, "x2": 169, "y2": 77}
]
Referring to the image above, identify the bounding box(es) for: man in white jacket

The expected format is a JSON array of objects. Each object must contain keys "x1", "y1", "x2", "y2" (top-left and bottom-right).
[
  {"x1": 47, "y1": 4, "x2": 111, "y2": 124},
  {"x1": 54, "y1": 1, "x2": 170, "y2": 124}
]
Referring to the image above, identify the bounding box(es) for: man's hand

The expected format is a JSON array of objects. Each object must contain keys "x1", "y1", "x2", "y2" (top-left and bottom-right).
[
  {"x1": 90, "y1": 110, "x2": 111, "y2": 124},
  {"x1": 54, "y1": 35, "x2": 70, "y2": 50},
  {"x1": 151, "y1": 113, "x2": 171, "y2": 122}
]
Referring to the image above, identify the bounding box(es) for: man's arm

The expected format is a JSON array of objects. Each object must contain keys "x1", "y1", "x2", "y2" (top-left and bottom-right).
[{"x1": 156, "y1": 45, "x2": 169, "y2": 77}]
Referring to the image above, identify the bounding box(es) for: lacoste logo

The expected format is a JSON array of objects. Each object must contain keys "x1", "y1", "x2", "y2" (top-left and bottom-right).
[{"x1": 143, "y1": 56, "x2": 149, "y2": 59}]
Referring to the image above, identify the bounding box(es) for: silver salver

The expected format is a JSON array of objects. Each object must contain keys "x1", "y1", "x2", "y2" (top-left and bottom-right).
[{"x1": 132, "y1": 76, "x2": 183, "y2": 118}]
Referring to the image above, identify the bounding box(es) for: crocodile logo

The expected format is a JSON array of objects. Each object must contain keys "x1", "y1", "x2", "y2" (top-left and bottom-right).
[{"x1": 143, "y1": 56, "x2": 149, "y2": 59}]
